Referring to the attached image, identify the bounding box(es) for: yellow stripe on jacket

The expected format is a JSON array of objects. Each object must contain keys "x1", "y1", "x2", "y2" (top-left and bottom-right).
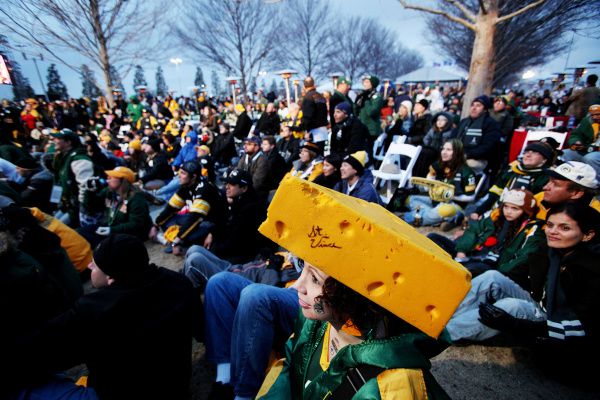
[
  {"x1": 190, "y1": 199, "x2": 210, "y2": 216},
  {"x1": 168, "y1": 193, "x2": 185, "y2": 209}
]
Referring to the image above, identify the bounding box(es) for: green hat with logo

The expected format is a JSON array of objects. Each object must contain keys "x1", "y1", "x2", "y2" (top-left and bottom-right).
[{"x1": 337, "y1": 76, "x2": 352, "y2": 86}]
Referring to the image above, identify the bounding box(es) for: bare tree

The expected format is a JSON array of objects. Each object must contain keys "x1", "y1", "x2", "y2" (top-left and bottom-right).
[
  {"x1": 398, "y1": 0, "x2": 552, "y2": 116},
  {"x1": 276, "y1": 0, "x2": 334, "y2": 79},
  {"x1": 329, "y1": 16, "x2": 423, "y2": 82},
  {"x1": 175, "y1": 0, "x2": 283, "y2": 96},
  {"x1": 427, "y1": 0, "x2": 600, "y2": 87},
  {"x1": 1, "y1": 0, "x2": 165, "y2": 107}
]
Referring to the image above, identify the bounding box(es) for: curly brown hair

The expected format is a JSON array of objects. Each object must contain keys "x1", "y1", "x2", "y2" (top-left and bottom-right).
[{"x1": 317, "y1": 277, "x2": 418, "y2": 336}]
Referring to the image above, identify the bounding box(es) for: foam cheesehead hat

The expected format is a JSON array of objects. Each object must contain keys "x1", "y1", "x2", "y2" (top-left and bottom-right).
[
  {"x1": 258, "y1": 176, "x2": 471, "y2": 338},
  {"x1": 500, "y1": 188, "x2": 537, "y2": 217},
  {"x1": 105, "y1": 166, "x2": 136, "y2": 183},
  {"x1": 343, "y1": 151, "x2": 367, "y2": 176},
  {"x1": 546, "y1": 161, "x2": 598, "y2": 189}
]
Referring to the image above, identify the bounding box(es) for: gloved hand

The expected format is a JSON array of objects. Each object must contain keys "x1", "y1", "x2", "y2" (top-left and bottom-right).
[
  {"x1": 95, "y1": 226, "x2": 111, "y2": 236},
  {"x1": 478, "y1": 303, "x2": 518, "y2": 331}
]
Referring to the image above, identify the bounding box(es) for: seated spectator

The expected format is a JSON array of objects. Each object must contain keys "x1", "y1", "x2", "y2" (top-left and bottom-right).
[
  {"x1": 290, "y1": 142, "x2": 323, "y2": 182},
  {"x1": 423, "y1": 112, "x2": 453, "y2": 153},
  {"x1": 470, "y1": 137, "x2": 557, "y2": 219},
  {"x1": 138, "y1": 138, "x2": 172, "y2": 190},
  {"x1": 232, "y1": 104, "x2": 253, "y2": 140},
  {"x1": 489, "y1": 96, "x2": 514, "y2": 142},
  {"x1": 312, "y1": 154, "x2": 342, "y2": 190},
  {"x1": 197, "y1": 144, "x2": 217, "y2": 183},
  {"x1": 2, "y1": 234, "x2": 201, "y2": 400},
  {"x1": 276, "y1": 125, "x2": 300, "y2": 168},
  {"x1": 237, "y1": 136, "x2": 269, "y2": 199},
  {"x1": 256, "y1": 262, "x2": 450, "y2": 398},
  {"x1": 403, "y1": 139, "x2": 476, "y2": 228},
  {"x1": 155, "y1": 130, "x2": 199, "y2": 201},
  {"x1": 204, "y1": 168, "x2": 264, "y2": 264},
  {"x1": 429, "y1": 189, "x2": 543, "y2": 277},
  {"x1": 535, "y1": 161, "x2": 600, "y2": 219},
  {"x1": 255, "y1": 103, "x2": 280, "y2": 136},
  {"x1": 334, "y1": 151, "x2": 380, "y2": 204},
  {"x1": 561, "y1": 104, "x2": 600, "y2": 177},
  {"x1": 260, "y1": 136, "x2": 288, "y2": 193},
  {"x1": 408, "y1": 99, "x2": 431, "y2": 145},
  {"x1": 162, "y1": 132, "x2": 181, "y2": 162},
  {"x1": 210, "y1": 122, "x2": 236, "y2": 167},
  {"x1": 452, "y1": 95, "x2": 501, "y2": 174},
  {"x1": 203, "y1": 265, "x2": 301, "y2": 399},
  {"x1": 123, "y1": 138, "x2": 144, "y2": 171},
  {"x1": 152, "y1": 161, "x2": 226, "y2": 255},
  {"x1": 446, "y1": 202, "x2": 599, "y2": 367},
  {"x1": 387, "y1": 99, "x2": 413, "y2": 137},
  {"x1": 29, "y1": 206, "x2": 93, "y2": 273},
  {"x1": 13, "y1": 156, "x2": 53, "y2": 213},
  {"x1": 540, "y1": 95, "x2": 558, "y2": 115},
  {"x1": 329, "y1": 102, "x2": 369, "y2": 157},
  {"x1": 79, "y1": 166, "x2": 152, "y2": 248}
]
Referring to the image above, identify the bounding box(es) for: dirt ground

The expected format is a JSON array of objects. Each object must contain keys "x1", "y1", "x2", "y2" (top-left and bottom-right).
[{"x1": 144, "y1": 225, "x2": 598, "y2": 399}]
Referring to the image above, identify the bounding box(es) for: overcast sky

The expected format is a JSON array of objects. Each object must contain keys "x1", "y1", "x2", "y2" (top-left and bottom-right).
[{"x1": 1, "y1": 0, "x2": 598, "y2": 99}]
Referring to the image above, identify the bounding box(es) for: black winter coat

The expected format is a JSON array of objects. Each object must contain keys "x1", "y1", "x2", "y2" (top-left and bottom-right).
[{"x1": 330, "y1": 116, "x2": 369, "y2": 156}]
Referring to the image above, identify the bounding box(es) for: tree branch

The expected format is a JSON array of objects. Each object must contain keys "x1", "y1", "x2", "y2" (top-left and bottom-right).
[
  {"x1": 496, "y1": 0, "x2": 547, "y2": 23},
  {"x1": 443, "y1": 0, "x2": 477, "y2": 22},
  {"x1": 397, "y1": 0, "x2": 476, "y2": 30}
]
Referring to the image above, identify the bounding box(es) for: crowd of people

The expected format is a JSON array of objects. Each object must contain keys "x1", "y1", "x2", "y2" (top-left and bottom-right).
[{"x1": 1, "y1": 71, "x2": 599, "y2": 399}]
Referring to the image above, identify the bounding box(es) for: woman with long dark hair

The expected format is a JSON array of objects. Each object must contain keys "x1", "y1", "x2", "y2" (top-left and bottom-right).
[{"x1": 403, "y1": 138, "x2": 476, "y2": 227}]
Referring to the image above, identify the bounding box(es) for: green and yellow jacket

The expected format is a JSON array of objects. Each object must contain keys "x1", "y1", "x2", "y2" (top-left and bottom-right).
[
  {"x1": 84, "y1": 188, "x2": 152, "y2": 240},
  {"x1": 257, "y1": 313, "x2": 451, "y2": 400},
  {"x1": 455, "y1": 209, "x2": 544, "y2": 274},
  {"x1": 476, "y1": 161, "x2": 548, "y2": 216}
]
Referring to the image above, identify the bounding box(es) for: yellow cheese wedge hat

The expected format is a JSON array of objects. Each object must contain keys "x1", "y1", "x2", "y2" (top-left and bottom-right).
[{"x1": 259, "y1": 176, "x2": 471, "y2": 338}]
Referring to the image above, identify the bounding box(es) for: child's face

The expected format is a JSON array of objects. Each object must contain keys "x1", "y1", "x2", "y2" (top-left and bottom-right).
[
  {"x1": 292, "y1": 262, "x2": 332, "y2": 321},
  {"x1": 502, "y1": 203, "x2": 525, "y2": 222}
]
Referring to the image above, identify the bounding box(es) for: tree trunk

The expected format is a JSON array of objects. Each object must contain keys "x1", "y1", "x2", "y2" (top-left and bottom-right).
[
  {"x1": 90, "y1": 0, "x2": 114, "y2": 108},
  {"x1": 461, "y1": 8, "x2": 498, "y2": 118}
]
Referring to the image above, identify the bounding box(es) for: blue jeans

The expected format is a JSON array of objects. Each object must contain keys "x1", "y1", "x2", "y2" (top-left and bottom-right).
[
  {"x1": 204, "y1": 272, "x2": 299, "y2": 398},
  {"x1": 446, "y1": 270, "x2": 546, "y2": 342},
  {"x1": 403, "y1": 195, "x2": 462, "y2": 226},
  {"x1": 155, "y1": 176, "x2": 180, "y2": 201},
  {"x1": 183, "y1": 245, "x2": 233, "y2": 289},
  {"x1": 10, "y1": 375, "x2": 98, "y2": 400},
  {"x1": 162, "y1": 214, "x2": 213, "y2": 246}
]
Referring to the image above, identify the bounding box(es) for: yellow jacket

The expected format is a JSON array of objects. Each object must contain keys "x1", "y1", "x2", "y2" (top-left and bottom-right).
[{"x1": 29, "y1": 207, "x2": 92, "y2": 272}]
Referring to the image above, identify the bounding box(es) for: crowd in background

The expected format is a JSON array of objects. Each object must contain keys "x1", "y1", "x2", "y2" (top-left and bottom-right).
[{"x1": 1, "y1": 71, "x2": 599, "y2": 399}]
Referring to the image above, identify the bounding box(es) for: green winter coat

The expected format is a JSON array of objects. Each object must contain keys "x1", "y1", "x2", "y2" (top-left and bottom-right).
[
  {"x1": 357, "y1": 93, "x2": 384, "y2": 137},
  {"x1": 258, "y1": 313, "x2": 451, "y2": 400},
  {"x1": 568, "y1": 115, "x2": 598, "y2": 149},
  {"x1": 455, "y1": 210, "x2": 545, "y2": 274},
  {"x1": 83, "y1": 188, "x2": 152, "y2": 240}
]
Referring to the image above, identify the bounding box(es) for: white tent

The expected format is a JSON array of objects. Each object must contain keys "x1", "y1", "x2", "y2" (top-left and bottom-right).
[{"x1": 396, "y1": 66, "x2": 467, "y2": 84}]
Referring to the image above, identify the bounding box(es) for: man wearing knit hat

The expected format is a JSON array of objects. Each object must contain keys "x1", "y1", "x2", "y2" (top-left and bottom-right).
[
  {"x1": 334, "y1": 151, "x2": 380, "y2": 204},
  {"x1": 469, "y1": 137, "x2": 558, "y2": 220},
  {"x1": 3, "y1": 234, "x2": 201, "y2": 399},
  {"x1": 452, "y1": 94, "x2": 502, "y2": 174},
  {"x1": 329, "y1": 101, "x2": 369, "y2": 157},
  {"x1": 139, "y1": 138, "x2": 172, "y2": 190},
  {"x1": 356, "y1": 75, "x2": 384, "y2": 144},
  {"x1": 561, "y1": 104, "x2": 600, "y2": 177}
]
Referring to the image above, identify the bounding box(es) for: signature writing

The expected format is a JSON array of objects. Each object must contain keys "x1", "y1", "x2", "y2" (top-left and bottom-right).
[{"x1": 308, "y1": 225, "x2": 341, "y2": 249}]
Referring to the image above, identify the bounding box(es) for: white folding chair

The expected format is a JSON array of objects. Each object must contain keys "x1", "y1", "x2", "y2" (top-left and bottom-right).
[
  {"x1": 518, "y1": 130, "x2": 567, "y2": 159},
  {"x1": 373, "y1": 134, "x2": 406, "y2": 162},
  {"x1": 372, "y1": 142, "x2": 421, "y2": 204}
]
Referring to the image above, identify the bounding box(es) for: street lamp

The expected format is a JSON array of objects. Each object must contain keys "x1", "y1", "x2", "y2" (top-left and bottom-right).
[
  {"x1": 225, "y1": 76, "x2": 241, "y2": 107},
  {"x1": 277, "y1": 69, "x2": 297, "y2": 105},
  {"x1": 292, "y1": 79, "x2": 300, "y2": 102},
  {"x1": 170, "y1": 57, "x2": 183, "y2": 94}
]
